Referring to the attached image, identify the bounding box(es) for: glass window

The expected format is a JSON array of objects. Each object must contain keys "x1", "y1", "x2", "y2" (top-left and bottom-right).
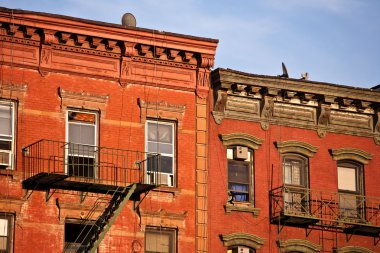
[
  {"x1": 146, "y1": 121, "x2": 175, "y2": 187},
  {"x1": 67, "y1": 110, "x2": 98, "y2": 178},
  {"x1": 338, "y1": 161, "x2": 363, "y2": 220},
  {"x1": 64, "y1": 220, "x2": 97, "y2": 253},
  {"x1": 227, "y1": 246, "x2": 255, "y2": 253},
  {"x1": 282, "y1": 154, "x2": 309, "y2": 214},
  {"x1": 145, "y1": 227, "x2": 176, "y2": 253},
  {"x1": 227, "y1": 146, "x2": 253, "y2": 203},
  {"x1": 0, "y1": 102, "x2": 15, "y2": 170},
  {"x1": 283, "y1": 155, "x2": 308, "y2": 187},
  {"x1": 0, "y1": 213, "x2": 14, "y2": 253}
]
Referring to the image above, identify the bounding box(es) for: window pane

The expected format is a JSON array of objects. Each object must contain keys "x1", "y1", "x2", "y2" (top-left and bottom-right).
[
  {"x1": 228, "y1": 162, "x2": 249, "y2": 184},
  {"x1": 69, "y1": 123, "x2": 95, "y2": 146},
  {"x1": 0, "y1": 106, "x2": 12, "y2": 137},
  {"x1": 161, "y1": 156, "x2": 173, "y2": 174},
  {"x1": 148, "y1": 123, "x2": 172, "y2": 143},
  {"x1": 0, "y1": 218, "x2": 8, "y2": 236},
  {"x1": 338, "y1": 166, "x2": 357, "y2": 191},
  {"x1": 147, "y1": 142, "x2": 173, "y2": 154},
  {"x1": 145, "y1": 229, "x2": 175, "y2": 253},
  {"x1": 283, "y1": 157, "x2": 306, "y2": 186}
]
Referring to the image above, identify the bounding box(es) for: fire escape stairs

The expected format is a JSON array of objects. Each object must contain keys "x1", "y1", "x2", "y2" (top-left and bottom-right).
[{"x1": 67, "y1": 184, "x2": 137, "y2": 253}]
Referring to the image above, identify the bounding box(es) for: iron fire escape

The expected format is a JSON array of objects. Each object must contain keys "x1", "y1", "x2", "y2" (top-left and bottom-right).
[
  {"x1": 270, "y1": 185, "x2": 380, "y2": 240},
  {"x1": 22, "y1": 139, "x2": 162, "y2": 253}
]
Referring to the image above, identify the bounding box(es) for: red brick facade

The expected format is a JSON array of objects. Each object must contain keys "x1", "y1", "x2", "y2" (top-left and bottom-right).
[
  {"x1": 208, "y1": 68, "x2": 380, "y2": 253},
  {"x1": 0, "y1": 7, "x2": 217, "y2": 253}
]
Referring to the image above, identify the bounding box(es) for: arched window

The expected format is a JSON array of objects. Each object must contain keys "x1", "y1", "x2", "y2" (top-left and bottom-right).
[
  {"x1": 227, "y1": 246, "x2": 255, "y2": 253},
  {"x1": 227, "y1": 146, "x2": 254, "y2": 202},
  {"x1": 282, "y1": 154, "x2": 309, "y2": 214},
  {"x1": 337, "y1": 160, "x2": 364, "y2": 220}
]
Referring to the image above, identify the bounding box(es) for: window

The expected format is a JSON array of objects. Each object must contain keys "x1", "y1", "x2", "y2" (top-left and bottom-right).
[
  {"x1": 0, "y1": 102, "x2": 15, "y2": 170},
  {"x1": 145, "y1": 227, "x2": 176, "y2": 253},
  {"x1": 64, "y1": 220, "x2": 97, "y2": 252},
  {"x1": 227, "y1": 146, "x2": 253, "y2": 202},
  {"x1": 338, "y1": 161, "x2": 363, "y2": 220},
  {"x1": 282, "y1": 154, "x2": 309, "y2": 214},
  {"x1": 0, "y1": 213, "x2": 14, "y2": 253},
  {"x1": 146, "y1": 121, "x2": 175, "y2": 187},
  {"x1": 227, "y1": 246, "x2": 255, "y2": 253},
  {"x1": 67, "y1": 110, "x2": 98, "y2": 178}
]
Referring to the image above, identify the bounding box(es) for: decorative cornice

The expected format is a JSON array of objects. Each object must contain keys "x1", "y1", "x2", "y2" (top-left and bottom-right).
[
  {"x1": 224, "y1": 203, "x2": 260, "y2": 217},
  {"x1": 219, "y1": 133, "x2": 264, "y2": 150},
  {"x1": 211, "y1": 69, "x2": 380, "y2": 145},
  {"x1": 330, "y1": 148, "x2": 373, "y2": 165},
  {"x1": 277, "y1": 239, "x2": 321, "y2": 253},
  {"x1": 275, "y1": 140, "x2": 319, "y2": 158},
  {"x1": 220, "y1": 233, "x2": 265, "y2": 250},
  {"x1": 335, "y1": 246, "x2": 375, "y2": 253}
]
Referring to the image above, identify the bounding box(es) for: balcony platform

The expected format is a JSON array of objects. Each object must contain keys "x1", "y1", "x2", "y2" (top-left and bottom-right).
[
  {"x1": 22, "y1": 172, "x2": 156, "y2": 201},
  {"x1": 344, "y1": 223, "x2": 380, "y2": 237},
  {"x1": 271, "y1": 212, "x2": 320, "y2": 227}
]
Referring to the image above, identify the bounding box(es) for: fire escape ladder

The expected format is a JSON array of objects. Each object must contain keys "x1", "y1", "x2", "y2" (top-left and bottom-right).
[{"x1": 71, "y1": 184, "x2": 137, "y2": 253}]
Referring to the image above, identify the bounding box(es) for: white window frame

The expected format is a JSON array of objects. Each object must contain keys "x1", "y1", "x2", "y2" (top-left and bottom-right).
[
  {"x1": 0, "y1": 101, "x2": 15, "y2": 170},
  {"x1": 0, "y1": 212, "x2": 15, "y2": 253},
  {"x1": 145, "y1": 226, "x2": 176, "y2": 253},
  {"x1": 145, "y1": 120, "x2": 175, "y2": 187},
  {"x1": 65, "y1": 109, "x2": 98, "y2": 177}
]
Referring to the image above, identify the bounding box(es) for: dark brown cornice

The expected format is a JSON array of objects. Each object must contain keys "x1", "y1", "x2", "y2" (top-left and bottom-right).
[
  {"x1": 211, "y1": 68, "x2": 380, "y2": 145},
  {"x1": 212, "y1": 68, "x2": 380, "y2": 103}
]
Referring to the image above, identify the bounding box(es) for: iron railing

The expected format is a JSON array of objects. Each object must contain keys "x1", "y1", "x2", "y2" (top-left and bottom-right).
[
  {"x1": 22, "y1": 139, "x2": 162, "y2": 186},
  {"x1": 270, "y1": 185, "x2": 380, "y2": 227}
]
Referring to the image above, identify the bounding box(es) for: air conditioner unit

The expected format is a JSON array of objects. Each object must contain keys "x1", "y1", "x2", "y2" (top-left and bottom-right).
[
  {"x1": 147, "y1": 172, "x2": 173, "y2": 187},
  {"x1": 233, "y1": 146, "x2": 248, "y2": 160},
  {"x1": 0, "y1": 150, "x2": 12, "y2": 168}
]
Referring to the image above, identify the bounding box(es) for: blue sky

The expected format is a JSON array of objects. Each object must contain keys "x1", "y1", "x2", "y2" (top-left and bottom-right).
[{"x1": 1, "y1": 0, "x2": 380, "y2": 88}]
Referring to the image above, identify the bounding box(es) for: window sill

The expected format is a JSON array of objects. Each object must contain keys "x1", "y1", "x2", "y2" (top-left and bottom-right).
[
  {"x1": 0, "y1": 169, "x2": 19, "y2": 180},
  {"x1": 153, "y1": 186, "x2": 179, "y2": 196},
  {"x1": 224, "y1": 202, "x2": 261, "y2": 217}
]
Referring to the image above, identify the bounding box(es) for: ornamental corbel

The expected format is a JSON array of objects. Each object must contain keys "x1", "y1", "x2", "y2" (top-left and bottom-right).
[
  {"x1": 260, "y1": 95, "x2": 274, "y2": 130},
  {"x1": 42, "y1": 29, "x2": 57, "y2": 45},
  {"x1": 212, "y1": 89, "x2": 227, "y2": 124},
  {"x1": 373, "y1": 107, "x2": 380, "y2": 145},
  {"x1": 24, "y1": 27, "x2": 39, "y2": 40},
  {"x1": 169, "y1": 49, "x2": 182, "y2": 62},
  {"x1": 121, "y1": 41, "x2": 136, "y2": 57},
  {"x1": 316, "y1": 104, "x2": 331, "y2": 138},
  {"x1": 197, "y1": 54, "x2": 215, "y2": 69},
  {"x1": 155, "y1": 47, "x2": 167, "y2": 60}
]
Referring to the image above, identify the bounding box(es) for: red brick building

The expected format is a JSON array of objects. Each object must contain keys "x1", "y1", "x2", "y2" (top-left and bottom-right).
[
  {"x1": 209, "y1": 68, "x2": 380, "y2": 253},
  {"x1": 0, "y1": 7, "x2": 217, "y2": 253}
]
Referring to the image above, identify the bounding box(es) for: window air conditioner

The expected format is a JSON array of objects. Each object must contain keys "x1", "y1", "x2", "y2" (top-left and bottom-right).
[
  {"x1": 233, "y1": 146, "x2": 248, "y2": 160},
  {"x1": 0, "y1": 150, "x2": 12, "y2": 168},
  {"x1": 147, "y1": 172, "x2": 173, "y2": 187}
]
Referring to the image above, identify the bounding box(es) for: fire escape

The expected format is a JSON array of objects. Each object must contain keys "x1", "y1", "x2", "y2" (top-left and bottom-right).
[
  {"x1": 22, "y1": 139, "x2": 162, "y2": 253},
  {"x1": 270, "y1": 185, "x2": 380, "y2": 241}
]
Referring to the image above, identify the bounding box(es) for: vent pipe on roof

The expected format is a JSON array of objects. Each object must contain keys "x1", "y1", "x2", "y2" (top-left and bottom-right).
[{"x1": 121, "y1": 13, "x2": 136, "y2": 27}]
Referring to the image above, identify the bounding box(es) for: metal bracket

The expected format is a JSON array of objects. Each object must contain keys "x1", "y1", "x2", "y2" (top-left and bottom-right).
[
  {"x1": 306, "y1": 226, "x2": 313, "y2": 237},
  {"x1": 374, "y1": 236, "x2": 380, "y2": 246},
  {"x1": 45, "y1": 189, "x2": 57, "y2": 202},
  {"x1": 345, "y1": 232, "x2": 353, "y2": 242},
  {"x1": 134, "y1": 189, "x2": 152, "y2": 210},
  {"x1": 23, "y1": 189, "x2": 34, "y2": 200},
  {"x1": 80, "y1": 191, "x2": 88, "y2": 203}
]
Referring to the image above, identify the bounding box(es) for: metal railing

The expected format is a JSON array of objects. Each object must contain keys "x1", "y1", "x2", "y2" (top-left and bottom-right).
[
  {"x1": 270, "y1": 185, "x2": 380, "y2": 227},
  {"x1": 22, "y1": 139, "x2": 162, "y2": 186}
]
